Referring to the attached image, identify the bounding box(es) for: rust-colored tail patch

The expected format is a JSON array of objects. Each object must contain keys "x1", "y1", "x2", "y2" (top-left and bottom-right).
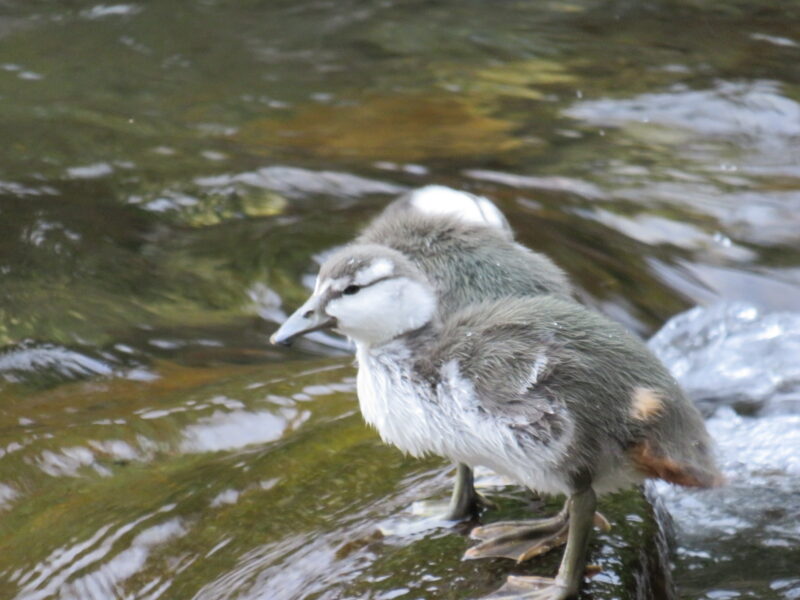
[{"x1": 628, "y1": 440, "x2": 721, "y2": 488}]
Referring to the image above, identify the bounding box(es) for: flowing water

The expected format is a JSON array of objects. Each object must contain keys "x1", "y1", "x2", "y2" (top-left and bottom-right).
[{"x1": 1, "y1": 1, "x2": 800, "y2": 599}]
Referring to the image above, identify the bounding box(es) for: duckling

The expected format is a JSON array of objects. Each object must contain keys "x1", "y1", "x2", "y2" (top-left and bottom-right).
[
  {"x1": 359, "y1": 186, "x2": 572, "y2": 316},
  {"x1": 359, "y1": 186, "x2": 573, "y2": 520},
  {"x1": 272, "y1": 244, "x2": 721, "y2": 600}
]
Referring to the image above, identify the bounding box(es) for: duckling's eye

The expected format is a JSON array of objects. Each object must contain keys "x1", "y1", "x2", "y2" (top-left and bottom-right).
[{"x1": 343, "y1": 285, "x2": 361, "y2": 295}]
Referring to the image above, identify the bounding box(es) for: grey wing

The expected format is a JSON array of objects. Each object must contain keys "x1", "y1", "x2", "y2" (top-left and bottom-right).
[{"x1": 471, "y1": 349, "x2": 572, "y2": 449}]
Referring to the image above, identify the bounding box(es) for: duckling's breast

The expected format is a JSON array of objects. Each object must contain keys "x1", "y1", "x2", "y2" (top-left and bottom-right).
[
  {"x1": 356, "y1": 344, "x2": 574, "y2": 495},
  {"x1": 356, "y1": 342, "x2": 445, "y2": 458}
]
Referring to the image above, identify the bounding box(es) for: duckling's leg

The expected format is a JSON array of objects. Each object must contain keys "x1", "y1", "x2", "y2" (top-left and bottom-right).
[
  {"x1": 444, "y1": 463, "x2": 496, "y2": 520},
  {"x1": 415, "y1": 464, "x2": 496, "y2": 520},
  {"x1": 464, "y1": 497, "x2": 608, "y2": 563},
  {"x1": 479, "y1": 488, "x2": 597, "y2": 600}
]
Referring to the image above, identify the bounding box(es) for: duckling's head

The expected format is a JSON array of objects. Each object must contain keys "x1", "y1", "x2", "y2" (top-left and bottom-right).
[{"x1": 271, "y1": 244, "x2": 436, "y2": 347}]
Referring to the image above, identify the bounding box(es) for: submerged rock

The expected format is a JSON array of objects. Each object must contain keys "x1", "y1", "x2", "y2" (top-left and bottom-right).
[
  {"x1": 0, "y1": 340, "x2": 114, "y2": 386},
  {"x1": 238, "y1": 95, "x2": 520, "y2": 162}
]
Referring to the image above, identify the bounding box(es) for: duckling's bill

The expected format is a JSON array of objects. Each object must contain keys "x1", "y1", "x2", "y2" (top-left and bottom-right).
[{"x1": 270, "y1": 295, "x2": 335, "y2": 346}]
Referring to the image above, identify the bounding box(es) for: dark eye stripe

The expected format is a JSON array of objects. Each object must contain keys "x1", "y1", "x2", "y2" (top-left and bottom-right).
[{"x1": 334, "y1": 275, "x2": 393, "y2": 297}]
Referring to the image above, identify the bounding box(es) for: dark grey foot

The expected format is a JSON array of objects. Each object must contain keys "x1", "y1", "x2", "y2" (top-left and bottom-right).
[
  {"x1": 465, "y1": 499, "x2": 609, "y2": 563},
  {"x1": 482, "y1": 575, "x2": 576, "y2": 600},
  {"x1": 443, "y1": 463, "x2": 496, "y2": 521},
  {"x1": 464, "y1": 510, "x2": 569, "y2": 562},
  {"x1": 469, "y1": 511, "x2": 569, "y2": 541}
]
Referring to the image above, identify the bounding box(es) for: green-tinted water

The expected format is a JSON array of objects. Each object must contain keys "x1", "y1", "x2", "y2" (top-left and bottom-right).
[{"x1": 1, "y1": 1, "x2": 799, "y2": 598}]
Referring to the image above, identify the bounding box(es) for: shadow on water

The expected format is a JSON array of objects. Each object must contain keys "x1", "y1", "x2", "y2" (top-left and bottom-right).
[{"x1": 1, "y1": 0, "x2": 800, "y2": 598}]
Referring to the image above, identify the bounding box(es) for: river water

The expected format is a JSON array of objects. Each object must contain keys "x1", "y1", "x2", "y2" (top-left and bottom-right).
[{"x1": 1, "y1": 1, "x2": 799, "y2": 599}]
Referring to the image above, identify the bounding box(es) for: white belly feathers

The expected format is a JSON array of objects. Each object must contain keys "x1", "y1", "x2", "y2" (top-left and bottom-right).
[{"x1": 355, "y1": 342, "x2": 573, "y2": 495}]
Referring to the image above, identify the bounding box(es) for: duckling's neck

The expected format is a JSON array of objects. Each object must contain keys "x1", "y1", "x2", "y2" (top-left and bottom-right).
[
  {"x1": 355, "y1": 336, "x2": 432, "y2": 456},
  {"x1": 351, "y1": 313, "x2": 441, "y2": 353}
]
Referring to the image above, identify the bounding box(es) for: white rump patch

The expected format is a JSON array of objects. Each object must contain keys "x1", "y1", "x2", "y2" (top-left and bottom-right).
[
  {"x1": 409, "y1": 185, "x2": 509, "y2": 231},
  {"x1": 353, "y1": 258, "x2": 395, "y2": 286}
]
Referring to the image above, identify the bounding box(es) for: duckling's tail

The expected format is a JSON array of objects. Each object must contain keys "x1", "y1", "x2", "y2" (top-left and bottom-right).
[{"x1": 628, "y1": 438, "x2": 725, "y2": 488}]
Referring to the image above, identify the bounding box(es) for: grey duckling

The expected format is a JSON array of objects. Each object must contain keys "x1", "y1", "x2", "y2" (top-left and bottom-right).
[
  {"x1": 359, "y1": 186, "x2": 571, "y2": 316},
  {"x1": 272, "y1": 244, "x2": 721, "y2": 600},
  {"x1": 359, "y1": 186, "x2": 573, "y2": 520}
]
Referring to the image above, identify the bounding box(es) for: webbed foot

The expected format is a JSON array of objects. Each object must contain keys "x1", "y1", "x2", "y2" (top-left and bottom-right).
[
  {"x1": 464, "y1": 507, "x2": 609, "y2": 562},
  {"x1": 473, "y1": 488, "x2": 598, "y2": 600},
  {"x1": 465, "y1": 517, "x2": 569, "y2": 562},
  {"x1": 483, "y1": 575, "x2": 576, "y2": 600}
]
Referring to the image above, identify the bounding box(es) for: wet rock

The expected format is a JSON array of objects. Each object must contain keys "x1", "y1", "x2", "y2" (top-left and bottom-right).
[
  {"x1": 649, "y1": 302, "x2": 800, "y2": 416},
  {"x1": 648, "y1": 302, "x2": 800, "y2": 599}
]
